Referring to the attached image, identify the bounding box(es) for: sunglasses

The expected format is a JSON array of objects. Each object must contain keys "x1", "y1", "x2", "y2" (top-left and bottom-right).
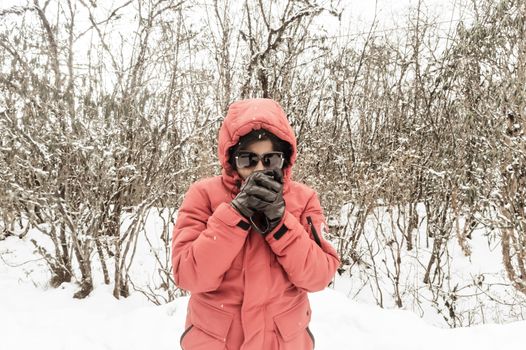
[{"x1": 234, "y1": 151, "x2": 284, "y2": 169}]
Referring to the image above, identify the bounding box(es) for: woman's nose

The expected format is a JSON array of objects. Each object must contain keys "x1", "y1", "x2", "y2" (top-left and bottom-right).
[{"x1": 254, "y1": 159, "x2": 266, "y2": 172}]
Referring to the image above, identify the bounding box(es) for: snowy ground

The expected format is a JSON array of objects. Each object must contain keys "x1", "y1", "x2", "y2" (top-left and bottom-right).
[{"x1": 1, "y1": 232, "x2": 525, "y2": 350}]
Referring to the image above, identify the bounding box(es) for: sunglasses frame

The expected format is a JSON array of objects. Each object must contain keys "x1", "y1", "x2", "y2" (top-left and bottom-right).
[{"x1": 234, "y1": 151, "x2": 284, "y2": 169}]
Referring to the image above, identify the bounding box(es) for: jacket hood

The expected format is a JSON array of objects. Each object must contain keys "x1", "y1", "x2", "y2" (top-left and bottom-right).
[{"x1": 218, "y1": 98, "x2": 297, "y2": 193}]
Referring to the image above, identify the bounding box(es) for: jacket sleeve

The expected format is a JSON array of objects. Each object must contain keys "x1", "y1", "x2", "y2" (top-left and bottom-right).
[
  {"x1": 265, "y1": 190, "x2": 340, "y2": 292},
  {"x1": 171, "y1": 182, "x2": 250, "y2": 293}
]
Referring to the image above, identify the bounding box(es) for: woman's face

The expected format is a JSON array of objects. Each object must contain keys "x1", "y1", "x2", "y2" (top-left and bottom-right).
[{"x1": 236, "y1": 139, "x2": 274, "y2": 180}]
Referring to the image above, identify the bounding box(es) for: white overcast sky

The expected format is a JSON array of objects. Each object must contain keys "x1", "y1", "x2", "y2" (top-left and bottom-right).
[{"x1": 0, "y1": 0, "x2": 465, "y2": 31}]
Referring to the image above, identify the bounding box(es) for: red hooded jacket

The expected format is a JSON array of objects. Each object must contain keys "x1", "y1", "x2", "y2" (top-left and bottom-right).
[{"x1": 172, "y1": 98, "x2": 340, "y2": 349}]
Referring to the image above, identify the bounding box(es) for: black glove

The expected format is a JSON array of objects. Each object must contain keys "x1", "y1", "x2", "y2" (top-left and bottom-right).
[
  {"x1": 231, "y1": 171, "x2": 279, "y2": 218},
  {"x1": 246, "y1": 169, "x2": 285, "y2": 234},
  {"x1": 231, "y1": 170, "x2": 285, "y2": 234}
]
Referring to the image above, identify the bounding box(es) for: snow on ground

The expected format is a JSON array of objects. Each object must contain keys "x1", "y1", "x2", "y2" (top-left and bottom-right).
[{"x1": 1, "y1": 233, "x2": 525, "y2": 350}]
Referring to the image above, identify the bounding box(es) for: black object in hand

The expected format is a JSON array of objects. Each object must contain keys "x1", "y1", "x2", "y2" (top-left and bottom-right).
[
  {"x1": 231, "y1": 169, "x2": 285, "y2": 234},
  {"x1": 262, "y1": 168, "x2": 283, "y2": 184},
  {"x1": 248, "y1": 169, "x2": 285, "y2": 234}
]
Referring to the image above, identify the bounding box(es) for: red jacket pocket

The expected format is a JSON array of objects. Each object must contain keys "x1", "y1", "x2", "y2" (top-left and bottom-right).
[
  {"x1": 189, "y1": 298, "x2": 234, "y2": 342},
  {"x1": 274, "y1": 299, "x2": 312, "y2": 342}
]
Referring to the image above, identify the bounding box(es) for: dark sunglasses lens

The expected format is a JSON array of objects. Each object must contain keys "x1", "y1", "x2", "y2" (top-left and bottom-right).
[
  {"x1": 263, "y1": 153, "x2": 283, "y2": 168},
  {"x1": 236, "y1": 153, "x2": 258, "y2": 168},
  {"x1": 236, "y1": 152, "x2": 283, "y2": 169}
]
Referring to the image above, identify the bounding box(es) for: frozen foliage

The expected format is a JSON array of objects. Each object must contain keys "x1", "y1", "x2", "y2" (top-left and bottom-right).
[{"x1": 334, "y1": 203, "x2": 526, "y2": 327}]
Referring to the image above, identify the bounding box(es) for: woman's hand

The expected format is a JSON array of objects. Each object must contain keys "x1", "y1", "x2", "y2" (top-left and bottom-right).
[
  {"x1": 231, "y1": 171, "x2": 276, "y2": 218},
  {"x1": 232, "y1": 169, "x2": 285, "y2": 234},
  {"x1": 231, "y1": 169, "x2": 285, "y2": 233},
  {"x1": 252, "y1": 169, "x2": 285, "y2": 228},
  {"x1": 230, "y1": 174, "x2": 258, "y2": 219}
]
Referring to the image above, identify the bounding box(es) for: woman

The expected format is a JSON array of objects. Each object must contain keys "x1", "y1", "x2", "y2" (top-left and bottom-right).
[{"x1": 172, "y1": 98, "x2": 340, "y2": 350}]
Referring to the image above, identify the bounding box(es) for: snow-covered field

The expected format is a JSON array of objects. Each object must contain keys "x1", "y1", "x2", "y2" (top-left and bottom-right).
[{"x1": 1, "y1": 229, "x2": 525, "y2": 350}]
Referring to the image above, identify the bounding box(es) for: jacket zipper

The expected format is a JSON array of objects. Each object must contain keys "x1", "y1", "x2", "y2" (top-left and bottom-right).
[{"x1": 306, "y1": 216, "x2": 322, "y2": 247}]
